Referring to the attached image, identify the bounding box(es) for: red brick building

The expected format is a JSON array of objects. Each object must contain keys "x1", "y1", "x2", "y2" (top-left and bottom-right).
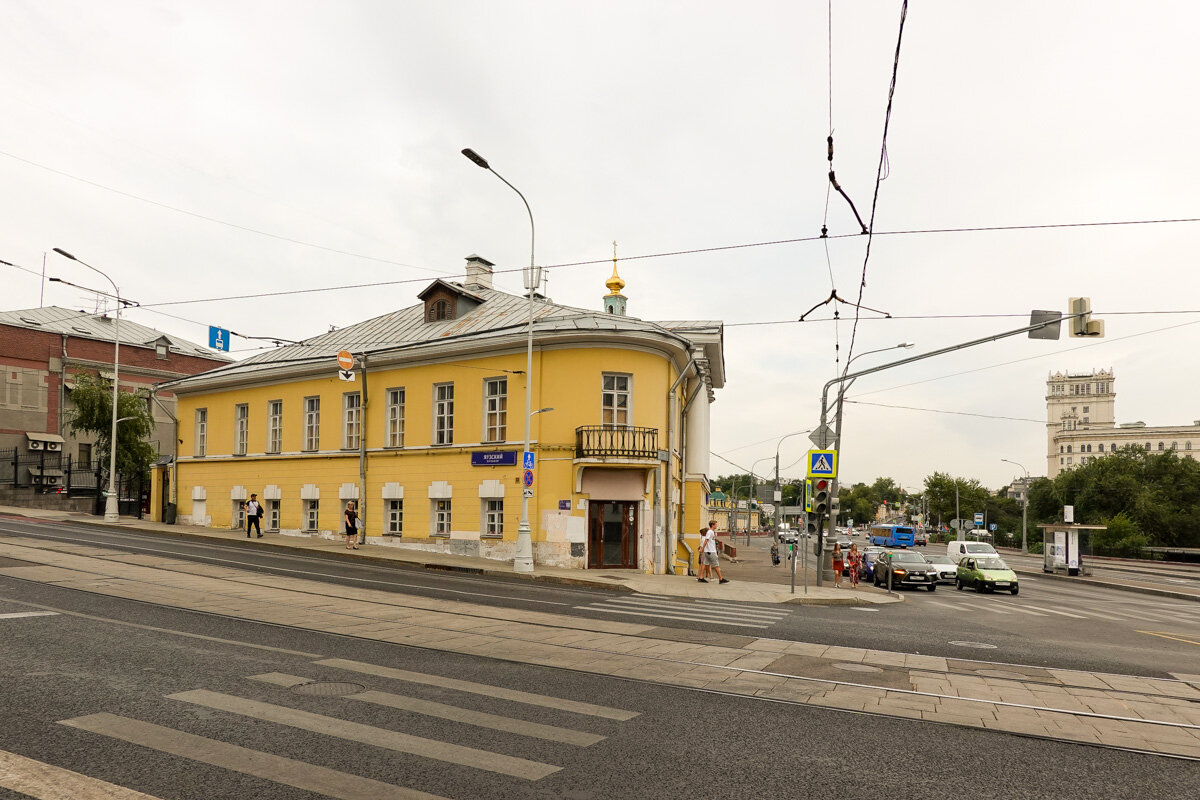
[{"x1": 0, "y1": 306, "x2": 230, "y2": 464}]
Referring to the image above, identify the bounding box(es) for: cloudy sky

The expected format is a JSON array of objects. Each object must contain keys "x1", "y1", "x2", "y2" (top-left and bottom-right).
[{"x1": 3, "y1": 1, "x2": 1197, "y2": 491}]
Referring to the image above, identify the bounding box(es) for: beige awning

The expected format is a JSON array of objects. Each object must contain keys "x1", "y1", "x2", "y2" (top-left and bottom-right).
[{"x1": 25, "y1": 432, "x2": 65, "y2": 444}]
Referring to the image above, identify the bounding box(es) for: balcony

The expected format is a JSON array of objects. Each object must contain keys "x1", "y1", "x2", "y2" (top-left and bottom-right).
[{"x1": 575, "y1": 426, "x2": 658, "y2": 460}]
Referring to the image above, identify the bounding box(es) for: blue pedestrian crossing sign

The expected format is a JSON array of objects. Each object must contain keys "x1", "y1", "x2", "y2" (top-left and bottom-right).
[{"x1": 806, "y1": 449, "x2": 838, "y2": 479}]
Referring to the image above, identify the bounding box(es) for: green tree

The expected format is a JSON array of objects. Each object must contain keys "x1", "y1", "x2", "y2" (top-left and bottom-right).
[
  {"x1": 65, "y1": 371, "x2": 157, "y2": 478},
  {"x1": 923, "y1": 472, "x2": 988, "y2": 526}
]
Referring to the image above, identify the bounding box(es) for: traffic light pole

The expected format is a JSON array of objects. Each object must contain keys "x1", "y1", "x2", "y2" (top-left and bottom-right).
[{"x1": 815, "y1": 310, "x2": 1094, "y2": 586}]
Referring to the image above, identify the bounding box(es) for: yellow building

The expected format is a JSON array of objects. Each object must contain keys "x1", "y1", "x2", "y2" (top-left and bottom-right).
[{"x1": 156, "y1": 256, "x2": 724, "y2": 574}]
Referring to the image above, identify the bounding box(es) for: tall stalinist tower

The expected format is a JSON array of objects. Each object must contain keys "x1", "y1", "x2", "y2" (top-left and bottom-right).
[
  {"x1": 1045, "y1": 368, "x2": 1115, "y2": 476},
  {"x1": 603, "y1": 241, "x2": 628, "y2": 316}
]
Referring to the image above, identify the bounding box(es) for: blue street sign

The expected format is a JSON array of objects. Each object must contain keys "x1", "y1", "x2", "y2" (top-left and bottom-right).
[
  {"x1": 806, "y1": 449, "x2": 838, "y2": 478},
  {"x1": 989, "y1": 523, "x2": 998, "y2": 532},
  {"x1": 974, "y1": 512, "x2": 984, "y2": 525},
  {"x1": 523, "y1": 451, "x2": 535, "y2": 470},
  {"x1": 471, "y1": 451, "x2": 517, "y2": 467},
  {"x1": 522, "y1": 469, "x2": 534, "y2": 488},
  {"x1": 208, "y1": 326, "x2": 230, "y2": 352}
]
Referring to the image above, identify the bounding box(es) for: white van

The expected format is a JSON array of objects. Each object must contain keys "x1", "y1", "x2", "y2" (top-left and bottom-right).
[{"x1": 947, "y1": 540, "x2": 999, "y2": 562}]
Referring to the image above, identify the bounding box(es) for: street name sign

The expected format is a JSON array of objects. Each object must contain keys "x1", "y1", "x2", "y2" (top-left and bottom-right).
[{"x1": 806, "y1": 450, "x2": 838, "y2": 479}]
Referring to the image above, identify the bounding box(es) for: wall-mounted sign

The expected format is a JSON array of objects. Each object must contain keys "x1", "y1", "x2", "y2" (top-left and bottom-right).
[
  {"x1": 470, "y1": 451, "x2": 517, "y2": 467},
  {"x1": 558, "y1": 500, "x2": 571, "y2": 510}
]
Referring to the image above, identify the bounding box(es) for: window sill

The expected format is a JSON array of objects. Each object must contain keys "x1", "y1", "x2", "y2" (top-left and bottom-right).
[
  {"x1": 481, "y1": 533, "x2": 504, "y2": 539},
  {"x1": 431, "y1": 532, "x2": 451, "y2": 539}
]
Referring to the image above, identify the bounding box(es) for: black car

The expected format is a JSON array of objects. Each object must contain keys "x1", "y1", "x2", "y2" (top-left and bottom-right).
[{"x1": 872, "y1": 551, "x2": 938, "y2": 591}]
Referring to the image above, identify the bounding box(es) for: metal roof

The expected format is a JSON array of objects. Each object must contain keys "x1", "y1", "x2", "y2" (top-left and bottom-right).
[
  {"x1": 0, "y1": 306, "x2": 228, "y2": 360},
  {"x1": 164, "y1": 283, "x2": 725, "y2": 388}
]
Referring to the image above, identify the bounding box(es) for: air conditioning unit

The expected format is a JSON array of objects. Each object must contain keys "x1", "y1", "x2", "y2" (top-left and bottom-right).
[
  {"x1": 45, "y1": 441, "x2": 61, "y2": 452},
  {"x1": 28, "y1": 440, "x2": 42, "y2": 451},
  {"x1": 30, "y1": 474, "x2": 42, "y2": 484},
  {"x1": 44, "y1": 475, "x2": 59, "y2": 485}
]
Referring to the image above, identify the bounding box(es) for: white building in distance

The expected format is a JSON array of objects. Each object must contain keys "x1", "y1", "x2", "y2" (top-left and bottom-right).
[{"x1": 1046, "y1": 368, "x2": 1200, "y2": 478}]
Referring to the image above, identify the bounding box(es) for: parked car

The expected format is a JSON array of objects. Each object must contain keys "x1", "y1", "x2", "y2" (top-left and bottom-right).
[
  {"x1": 947, "y1": 541, "x2": 1000, "y2": 561},
  {"x1": 924, "y1": 554, "x2": 958, "y2": 585},
  {"x1": 859, "y1": 550, "x2": 885, "y2": 582},
  {"x1": 872, "y1": 551, "x2": 938, "y2": 591},
  {"x1": 956, "y1": 556, "x2": 1019, "y2": 595}
]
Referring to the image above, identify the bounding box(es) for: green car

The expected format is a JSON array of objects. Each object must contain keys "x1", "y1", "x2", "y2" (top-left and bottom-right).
[{"x1": 956, "y1": 556, "x2": 1019, "y2": 595}]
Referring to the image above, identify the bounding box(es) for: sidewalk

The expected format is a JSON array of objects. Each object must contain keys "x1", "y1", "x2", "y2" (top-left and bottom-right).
[{"x1": 0, "y1": 506, "x2": 894, "y2": 606}]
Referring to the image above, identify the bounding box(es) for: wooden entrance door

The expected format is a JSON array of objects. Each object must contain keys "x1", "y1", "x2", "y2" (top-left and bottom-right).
[{"x1": 588, "y1": 501, "x2": 638, "y2": 569}]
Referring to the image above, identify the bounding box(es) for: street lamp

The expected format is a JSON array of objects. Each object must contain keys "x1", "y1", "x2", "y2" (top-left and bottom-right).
[
  {"x1": 1001, "y1": 458, "x2": 1030, "y2": 553},
  {"x1": 463, "y1": 148, "x2": 540, "y2": 573},
  {"x1": 51, "y1": 248, "x2": 124, "y2": 523}
]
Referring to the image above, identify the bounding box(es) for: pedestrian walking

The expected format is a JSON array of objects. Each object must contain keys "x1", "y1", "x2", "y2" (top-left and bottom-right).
[
  {"x1": 699, "y1": 520, "x2": 729, "y2": 584},
  {"x1": 344, "y1": 501, "x2": 359, "y2": 550},
  {"x1": 832, "y1": 542, "x2": 844, "y2": 588},
  {"x1": 846, "y1": 543, "x2": 861, "y2": 589},
  {"x1": 244, "y1": 493, "x2": 263, "y2": 538},
  {"x1": 770, "y1": 541, "x2": 781, "y2": 566}
]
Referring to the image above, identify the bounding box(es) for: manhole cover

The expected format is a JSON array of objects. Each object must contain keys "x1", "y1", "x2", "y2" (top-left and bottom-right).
[
  {"x1": 290, "y1": 681, "x2": 365, "y2": 697},
  {"x1": 975, "y1": 669, "x2": 1028, "y2": 680},
  {"x1": 832, "y1": 663, "x2": 883, "y2": 673},
  {"x1": 948, "y1": 641, "x2": 997, "y2": 649}
]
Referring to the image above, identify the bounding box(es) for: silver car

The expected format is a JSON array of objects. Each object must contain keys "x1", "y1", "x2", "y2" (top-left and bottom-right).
[{"x1": 924, "y1": 554, "x2": 958, "y2": 585}]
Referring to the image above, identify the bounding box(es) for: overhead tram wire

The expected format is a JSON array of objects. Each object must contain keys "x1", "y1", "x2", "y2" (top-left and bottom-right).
[{"x1": 842, "y1": 400, "x2": 1044, "y2": 424}]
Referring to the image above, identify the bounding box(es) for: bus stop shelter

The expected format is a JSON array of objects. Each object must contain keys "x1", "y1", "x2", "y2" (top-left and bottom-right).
[{"x1": 1038, "y1": 523, "x2": 1106, "y2": 576}]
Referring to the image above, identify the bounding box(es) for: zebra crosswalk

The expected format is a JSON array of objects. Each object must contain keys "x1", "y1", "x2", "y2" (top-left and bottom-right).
[
  {"x1": 573, "y1": 595, "x2": 791, "y2": 628},
  {"x1": 1, "y1": 658, "x2": 642, "y2": 800},
  {"x1": 919, "y1": 584, "x2": 1200, "y2": 628}
]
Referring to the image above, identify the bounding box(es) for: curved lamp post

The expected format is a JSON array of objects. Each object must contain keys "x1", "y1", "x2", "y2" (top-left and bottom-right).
[
  {"x1": 1001, "y1": 458, "x2": 1030, "y2": 553},
  {"x1": 462, "y1": 149, "x2": 540, "y2": 573},
  {"x1": 52, "y1": 248, "x2": 123, "y2": 523}
]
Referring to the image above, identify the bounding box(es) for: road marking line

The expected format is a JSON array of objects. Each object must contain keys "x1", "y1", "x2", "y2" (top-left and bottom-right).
[
  {"x1": 670, "y1": 598, "x2": 790, "y2": 613},
  {"x1": 1136, "y1": 631, "x2": 1200, "y2": 647},
  {"x1": 926, "y1": 600, "x2": 968, "y2": 611},
  {"x1": 248, "y1": 672, "x2": 605, "y2": 746},
  {"x1": 1020, "y1": 606, "x2": 1086, "y2": 619},
  {"x1": 576, "y1": 606, "x2": 771, "y2": 628},
  {"x1": 971, "y1": 605, "x2": 1012, "y2": 615},
  {"x1": 315, "y1": 658, "x2": 639, "y2": 721},
  {"x1": 167, "y1": 689, "x2": 559, "y2": 781},
  {"x1": 990, "y1": 604, "x2": 1049, "y2": 617},
  {"x1": 0, "y1": 611, "x2": 59, "y2": 619},
  {"x1": 0, "y1": 747, "x2": 164, "y2": 799},
  {"x1": 59, "y1": 713, "x2": 446, "y2": 800},
  {"x1": 602, "y1": 597, "x2": 787, "y2": 619}
]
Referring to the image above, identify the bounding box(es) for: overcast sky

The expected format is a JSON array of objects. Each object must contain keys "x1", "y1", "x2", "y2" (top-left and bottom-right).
[{"x1": 3, "y1": 1, "x2": 1197, "y2": 492}]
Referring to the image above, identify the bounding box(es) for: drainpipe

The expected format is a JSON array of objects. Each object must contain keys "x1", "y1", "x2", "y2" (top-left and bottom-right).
[
  {"x1": 358, "y1": 353, "x2": 368, "y2": 545},
  {"x1": 679, "y1": 377, "x2": 704, "y2": 560},
  {"x1": 148, "y1": 388, "x2": 179, "y2": 515},
  {"x1": 59, "y1": 334, "x2": 68, "y2": 440},
  {"x1": 663, "y1": 353, "x2": 697, "y2": 575}
]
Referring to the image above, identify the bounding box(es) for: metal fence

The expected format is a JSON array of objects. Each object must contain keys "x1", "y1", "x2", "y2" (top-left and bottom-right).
[{"x1": 0, "y1": 446, "x2": 147, "y2": 518}]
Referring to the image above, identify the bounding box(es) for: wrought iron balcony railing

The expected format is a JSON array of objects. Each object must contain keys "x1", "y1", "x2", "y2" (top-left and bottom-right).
[{"x1": 575, "y1": 425, "x2": 659, "y2": 459}]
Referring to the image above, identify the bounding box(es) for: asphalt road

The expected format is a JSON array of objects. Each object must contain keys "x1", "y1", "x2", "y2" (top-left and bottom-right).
[
  {"x1": 2, "y1": 516, "x2": 1197, "y2": 680},
  {"x1": 0, "y1": 574, "x2": 1194, "y2": 799}
]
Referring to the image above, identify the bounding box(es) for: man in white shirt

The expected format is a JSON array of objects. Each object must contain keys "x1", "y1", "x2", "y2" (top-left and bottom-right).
[
  {"x1": 244, "y1": 494, "x2": 263, "y2": 538},
  {"x1": 698, "y1": 520, "x2": 729, "y2": 584}
]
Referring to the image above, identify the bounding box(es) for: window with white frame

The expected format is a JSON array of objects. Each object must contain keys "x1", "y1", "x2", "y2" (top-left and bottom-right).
[
  {"x1": 304, "y1": 499, "x2": 319, "y2": 531},
  {"x1": 194, "y1": 408, "x2": 207, "y2": 456},
  {"x1": 266, "y1": 499, "x2": 280, "y2": 531},
  {"x1": 484, "y1": 499, "x2": 503, "y2": 536},
  {"x1": 267, "y1": 400, "x2": 282, "y2": 453},
  {"x1": 234, "y1": 404, "x2": 248, "y2": 455},
  {"x1": 433, "y1": 499, "x2": 451, "y2": 535},
  {"x1": 343, "y1": 392, "x2": 361, "y2": 450},
  {"x1": 386, "y1": 499, "x2": 403, "y2": 535},
  {"x1": 386, "y1": 388, "x2": 405, "y2": 447},
  {"x1": 303, "y1": 397, "x2": 320, "y2": 451},
  {"x1": 602, "y1": 373, "x2": 631, "y2": 427},
  {"x1": 484, "y1": 378, "x2": 507, "y2": 442},
  {"x1": 434, "y1": 383, "x2": 454, "y2": 445}
]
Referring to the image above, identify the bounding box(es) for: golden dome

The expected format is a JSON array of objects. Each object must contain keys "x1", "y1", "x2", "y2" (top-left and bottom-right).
[{"x1": 606, "y1": 241, "x2": 626, "y2": 296}]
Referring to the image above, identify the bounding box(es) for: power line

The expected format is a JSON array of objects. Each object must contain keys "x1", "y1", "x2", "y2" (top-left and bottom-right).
[
  {"x1": 727, "y1": 309, "x2": 1200, "y2": 327},
  {"x1": 843, "y1": 399, "x2": 1044, "y2": 423}
]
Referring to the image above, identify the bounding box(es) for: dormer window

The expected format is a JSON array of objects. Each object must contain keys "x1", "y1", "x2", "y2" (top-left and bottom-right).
[{"x1": 428, "y1": 299, "x2": 452, "y2": 322}]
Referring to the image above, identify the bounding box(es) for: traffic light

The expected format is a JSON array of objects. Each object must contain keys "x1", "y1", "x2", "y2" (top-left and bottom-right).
[
  {"x1": 812, "y1": 478, "x2": 830, "y2": 516},
  {"x1": 806, "y1": 513, "x2": 822, "y2": 556},
  {"x1": 804, "y1": 479, "x2": 813, "y2": 513},
  {"x1": 1068, "y1": 296, "x2": 1105, "y2": 338}
]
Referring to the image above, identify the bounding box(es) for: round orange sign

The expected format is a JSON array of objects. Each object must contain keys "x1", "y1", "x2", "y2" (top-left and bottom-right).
[{"x1": 336, "y1": 350, "x2": 354, "y2": 371}]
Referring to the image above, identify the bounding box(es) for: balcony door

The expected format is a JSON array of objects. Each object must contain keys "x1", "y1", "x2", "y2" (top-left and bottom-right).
[{"x1": 588, "y1": 501, "x2": 638, "y2": 569}]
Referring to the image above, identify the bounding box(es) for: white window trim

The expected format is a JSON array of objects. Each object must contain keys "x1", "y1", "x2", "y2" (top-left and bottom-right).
[
  {"x1": 601, "y1": 372, "x2": 632, "y2": 428},
  {"x1": 194, "y1": 408, "x2": 207, "y2": 457},
  {"x1": 304, "y1": 499, "x2": 320, "y2": 531},
  {"x1": 267, "y1": 400, "x2": 282, "y2": 454},
  {"x1": 386, "y1": 387, "x2": 405, "y2": 448},
  {"x1": 343, "y1": 392, "x2": 362, "y2": 450},
  {"x1": 482, "y1": 498, "x2": 504, "y2": 537},
  {"x1": 482, "y1": 376, "x2": 507, "y2": 444},
  {"x1": 303, "y1": 396, "x2": 320, "y2": 451},
  {"x1": 432, "y1": 498, "x2": 451, "y2": 536},
  {"x1": 386, "y1": 499, "x2": 404, "y2": 536},
  {"x1": 234, "y1": 403, "x2": 248, "y2": 456},
  {"x1": 433, "y1": 382, "x2": 454, "y2": 446}
]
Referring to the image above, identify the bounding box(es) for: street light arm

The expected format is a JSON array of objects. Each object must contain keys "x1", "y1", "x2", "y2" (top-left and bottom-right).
[
  {"x1": 462, "y1": 149, "x2": 536, "y2": 281},
  {"x1": 53, "y1": 248, "x2": 119, "y2": 297}
]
